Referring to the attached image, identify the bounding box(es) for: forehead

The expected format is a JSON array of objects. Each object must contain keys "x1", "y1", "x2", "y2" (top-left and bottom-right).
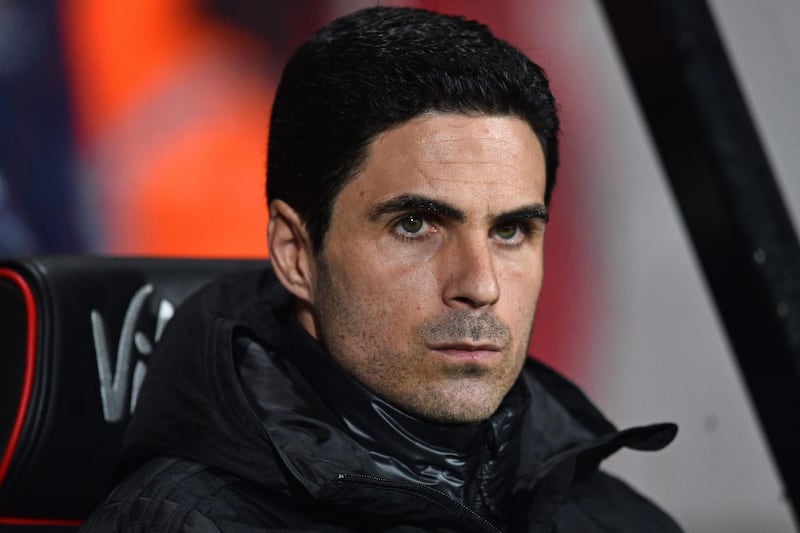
[{"x1": 341, "y1": 113, "x2": 546, "y2": 215}]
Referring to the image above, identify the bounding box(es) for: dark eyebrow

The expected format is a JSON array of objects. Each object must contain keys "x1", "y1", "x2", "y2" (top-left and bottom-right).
[
  {"x1": 495, "y1": 204, "x2": 550, "y2": 225},
  {"x1": 368, "y1": 194, "x2": 465, "y2": 222}
]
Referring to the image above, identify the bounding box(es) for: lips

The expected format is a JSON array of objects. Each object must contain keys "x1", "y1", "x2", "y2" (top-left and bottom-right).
[{"x1": 430, "y1": 343, "x2": 502, "y2": 362}]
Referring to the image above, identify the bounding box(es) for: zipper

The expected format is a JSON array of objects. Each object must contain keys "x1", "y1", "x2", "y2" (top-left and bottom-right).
[{"x1": 336, "y1": 472, "x2": 502, "y2": 533}]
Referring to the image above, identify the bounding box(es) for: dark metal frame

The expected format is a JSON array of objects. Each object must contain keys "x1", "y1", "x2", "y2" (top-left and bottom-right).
[{"x1": 599, "y1": 0, "x2": 800, "y2": 525}]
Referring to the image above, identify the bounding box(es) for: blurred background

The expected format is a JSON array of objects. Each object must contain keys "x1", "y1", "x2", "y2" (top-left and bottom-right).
[{"x1": 1, "y1": 0, "x2": 798, "y2": 530}]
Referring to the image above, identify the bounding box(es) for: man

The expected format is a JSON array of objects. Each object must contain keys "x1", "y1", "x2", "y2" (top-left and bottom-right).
[{"x1": 83, "y1": 7, "x2": 681, "y2": 532}]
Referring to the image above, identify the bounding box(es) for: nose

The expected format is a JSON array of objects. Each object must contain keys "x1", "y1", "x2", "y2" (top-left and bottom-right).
[{"x1": 441, "y1": 236, "x2": 500, "y2": 309}]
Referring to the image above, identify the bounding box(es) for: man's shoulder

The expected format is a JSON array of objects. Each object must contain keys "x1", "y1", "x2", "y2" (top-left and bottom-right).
[
  {"x1": 558, "y1": 469, "x2": 683, "y2": 532},
  {"x1": 518, "y1": 359, "x2": 682, "y2": 531},
  {"x1": 80, "y1": 457, "x2": 306, "y2": 532},
  {"x1": 81, "y1": 457, "x2": 236, "y2": 532}
]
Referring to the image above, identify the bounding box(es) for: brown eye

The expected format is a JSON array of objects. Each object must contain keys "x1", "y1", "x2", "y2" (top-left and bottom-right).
[{"x1": 399, "y1": 215, "x2": 424, "y2": 234}]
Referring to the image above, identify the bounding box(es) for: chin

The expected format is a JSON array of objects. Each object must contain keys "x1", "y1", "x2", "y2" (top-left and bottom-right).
[
  {"x1": 401, "y1": 385, "x2": 506, "y2": 425},
  {"x1": 418, "y1": 404, "x2": 500, "y2": 425}
]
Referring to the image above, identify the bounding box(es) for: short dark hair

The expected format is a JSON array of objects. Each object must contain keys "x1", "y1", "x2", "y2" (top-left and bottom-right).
[{"x1": 267, "y1": 6, "x2": 560, "y2": 251}]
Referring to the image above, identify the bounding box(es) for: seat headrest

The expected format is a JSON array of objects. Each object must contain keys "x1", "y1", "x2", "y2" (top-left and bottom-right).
[{"x1": 0, "y1": 256, "x2": 265, "y2": 527}]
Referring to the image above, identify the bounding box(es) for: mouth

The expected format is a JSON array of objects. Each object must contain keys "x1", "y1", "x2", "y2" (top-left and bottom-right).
[{"x1": 429, "y1": 342, "x2": 503, "y2": 362}]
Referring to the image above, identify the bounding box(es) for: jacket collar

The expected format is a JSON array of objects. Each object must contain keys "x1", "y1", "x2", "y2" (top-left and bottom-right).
[{"x1": 276, "y1": 313, "x2": 528, "y2": 516}]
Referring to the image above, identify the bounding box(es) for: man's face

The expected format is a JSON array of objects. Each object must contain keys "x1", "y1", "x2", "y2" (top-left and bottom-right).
[{"x1": 309, "y1": 112, "x2": 547, "y2": 424}]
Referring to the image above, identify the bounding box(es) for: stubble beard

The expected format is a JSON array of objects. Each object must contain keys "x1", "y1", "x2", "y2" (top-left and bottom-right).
[{"x1": 312, "y1": 257, "x2": 529, "y2": 424}]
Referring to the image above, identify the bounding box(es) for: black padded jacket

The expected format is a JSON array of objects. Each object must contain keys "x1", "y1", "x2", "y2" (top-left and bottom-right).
[{"x1": 81, "y1": 269, "x2": 683, "y2": 532}]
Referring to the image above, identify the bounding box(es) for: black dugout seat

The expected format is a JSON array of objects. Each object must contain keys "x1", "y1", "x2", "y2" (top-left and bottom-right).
[{"x1": 0, "y1": 256, "x2": 265, "y2": 530}]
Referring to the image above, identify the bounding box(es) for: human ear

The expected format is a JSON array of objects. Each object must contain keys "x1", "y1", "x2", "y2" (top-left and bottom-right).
[{"x1": 268, "y1": 199, "x2": 316, "y2": 303}]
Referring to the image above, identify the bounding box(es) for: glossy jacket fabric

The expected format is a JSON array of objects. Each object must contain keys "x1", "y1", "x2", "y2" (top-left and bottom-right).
[{"x1": 81, "y1": 269, "x2": 683, "y2": 532}]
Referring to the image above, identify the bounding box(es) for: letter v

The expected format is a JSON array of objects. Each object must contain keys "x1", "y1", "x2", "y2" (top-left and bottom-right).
[{"x1": 91, "y1": 284, "x2": 154, "y2": 423}]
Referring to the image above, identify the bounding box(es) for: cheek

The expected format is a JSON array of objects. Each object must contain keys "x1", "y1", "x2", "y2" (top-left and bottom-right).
[
  {"x1": 499, "y1": 260, "x2": 543, "y2": 328},
  {"x1": 322, "y1": 254, "x2": 432, "y2": 343}
]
